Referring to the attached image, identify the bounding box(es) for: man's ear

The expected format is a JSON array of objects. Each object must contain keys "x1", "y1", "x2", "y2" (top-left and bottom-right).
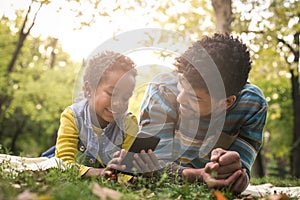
[
  {"x1": 225, "y1": 95, "x2": 236, "y2": 109},
  {"x1": 83, "y1": 81, "x2": 92, "y2": 99}
]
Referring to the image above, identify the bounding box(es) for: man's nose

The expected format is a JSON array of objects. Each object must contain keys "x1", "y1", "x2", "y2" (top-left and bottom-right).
[
  {"x1": 176, "y1": 90, "x2": 185, "y2": 105},
  {"x1": 112, "y1": 99, "x2": 127, "y2": 112}
]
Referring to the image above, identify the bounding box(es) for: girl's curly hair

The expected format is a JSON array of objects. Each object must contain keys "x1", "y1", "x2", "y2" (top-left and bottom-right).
[
  {"x1": 84, "y1": 51, "x2": 137, "y2": 90},
  {"x1": 175, "y1": 33, "x2": 251, "y2": 97}
]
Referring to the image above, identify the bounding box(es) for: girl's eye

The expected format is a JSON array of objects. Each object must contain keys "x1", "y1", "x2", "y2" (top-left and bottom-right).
[{"x1": 107, "y1": 92, "x2": 112, "y2": 96}]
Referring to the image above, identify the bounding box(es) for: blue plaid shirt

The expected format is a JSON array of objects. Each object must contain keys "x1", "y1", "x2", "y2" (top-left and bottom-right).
[{"x1": 139, "y1": 72, "x2": 267, "y2": 177}]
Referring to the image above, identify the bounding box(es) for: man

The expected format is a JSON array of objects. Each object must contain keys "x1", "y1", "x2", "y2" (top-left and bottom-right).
[{"x1": 135, "y1": 33, "x2": 267, "y2": 194}]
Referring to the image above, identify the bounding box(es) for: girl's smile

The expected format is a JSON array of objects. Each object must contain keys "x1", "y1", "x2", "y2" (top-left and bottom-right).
[{"x1": 88, "y1": 69, "x2": 136, "y2": 128}]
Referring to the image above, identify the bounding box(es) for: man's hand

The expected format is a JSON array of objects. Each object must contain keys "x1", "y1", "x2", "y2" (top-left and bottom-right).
[
  {"x1": 203, "y1": 148, "x2": 249, "y2": 193},
  {"x1": 202, "y1": 168, "x2": 247, "y2": 193},
  {"x1": 182, "y1": 167, "x2": 248, "y2": 194},
  {"x1": 230, "y1": 168, "x2": 249, "y2": 194},
  {"x1": 132, "y1": 149, "x2": 160, "y2": 177},
  {"x1": 206, "y1": 148, "x2": 242, "y2": 179},
  {"x1": 182, "y1": 148, "x2": 249, "y2": 193}
]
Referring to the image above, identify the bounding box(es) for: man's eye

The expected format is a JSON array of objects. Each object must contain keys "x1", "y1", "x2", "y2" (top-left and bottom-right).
[
  {"x1": 123, "y1": 96, "x2": 130, "y2": 102},
  {"x1": 196, "y1": 97, "x2": 203, "y2": 102},
  {"x1": 177, "y1": 83, "x2": 183, "y2": 91}
]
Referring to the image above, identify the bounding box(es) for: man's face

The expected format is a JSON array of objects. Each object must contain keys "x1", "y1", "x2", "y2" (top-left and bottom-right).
[{"x1": 176, "y1": 75, "x2": 214, "y2": 119}]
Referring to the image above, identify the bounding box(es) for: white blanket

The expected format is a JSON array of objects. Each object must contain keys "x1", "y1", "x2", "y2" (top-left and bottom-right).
[
  {"x1": 0, "y1": 154, "x2": 65, "y2": 172},
  {"x1": 243, "y1": 183, "x2": 300, "y2": 198}
]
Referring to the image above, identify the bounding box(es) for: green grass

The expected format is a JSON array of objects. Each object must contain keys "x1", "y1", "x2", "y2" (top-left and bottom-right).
[
  {"x1": 0, "y1": 165, "x2": 237, "y2": 200},
  {"x1": 0, "y1": 160, "x2": 299, "y2": 200},
  {"x1": 250, "y1": 176, "x2": 300, "y2": 187}
]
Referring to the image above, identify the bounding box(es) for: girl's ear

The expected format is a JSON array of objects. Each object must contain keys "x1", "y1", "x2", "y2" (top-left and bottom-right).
[
  {"x1": 225, "y1": 95, "x2": 236, "y2": 109},
  {"x1": 83, "y1": 81, "x2": 92, "y2": 99}
]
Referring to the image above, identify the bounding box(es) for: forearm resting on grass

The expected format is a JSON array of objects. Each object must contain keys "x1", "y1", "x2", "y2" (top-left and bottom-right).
[
  {"x1": 182, "y1": 148, "x2": 250, "y2": 194},
  {"x1": 182, "y1": 166, "x2": 249, "y2": 194}
]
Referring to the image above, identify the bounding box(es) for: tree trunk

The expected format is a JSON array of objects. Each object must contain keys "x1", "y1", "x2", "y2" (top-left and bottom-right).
[
  {"x1": 211, "y1": 0, "x2": 232, "y2": 33},
  {"x1": 278, "y1": 34, "x2": 300, "y2": 178},
  {"x1": 49, "y1": 38, "x2": 58, "y2": 69},
  {"x1": 277, "y1": 157, "x2": 288, "y2": 178},
  {"x1": 7, "y1": 1, "x2": 42, "y2": 72},
  {"x1": 291, "y1": 69, "x2": 300, "y2": 178},
  {"x1": 252, "y1": 150, "x2": 265, "y2": 177},
  {"x1": 290, "y1": 32, "x2": 300, "y2": 178},
  {"x1": 10, "y1": 114, "x2": 27, "y2": 154},
  {"x1": 7, "y1": 33, "x2": 27, "y2": 72}
]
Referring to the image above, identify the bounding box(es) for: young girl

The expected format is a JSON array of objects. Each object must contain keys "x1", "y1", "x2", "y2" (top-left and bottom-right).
[{"x1": 54, "y1": 51, "x2": 138, "y2": 178}]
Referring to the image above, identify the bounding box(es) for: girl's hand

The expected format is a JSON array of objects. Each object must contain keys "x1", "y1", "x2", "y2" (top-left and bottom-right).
[
  {"x1": 106, "y1": 149, "x2": 127, "y2": 172},
  {"x1": 84, "y1": 149, "x2": 127, "y2": 179},
  {"x1": 84, "y1": 168, "x2": 114, "y2": 178}
]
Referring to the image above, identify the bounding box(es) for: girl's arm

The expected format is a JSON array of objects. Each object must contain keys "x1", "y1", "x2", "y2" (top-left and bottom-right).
[{"x1": 55, "y1": 108, "x2": 91, "y2": 176}]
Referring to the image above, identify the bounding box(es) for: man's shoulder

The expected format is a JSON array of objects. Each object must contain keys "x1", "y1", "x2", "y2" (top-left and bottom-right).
[
  {"x1": 240, "y1": 83, "x2": 267, "y2": 104},
  {"x1": 230, "y1": 83, "x2": 268, "y2": 114},
  {"x1": 142, "y1": 71, "x2": 179, "y2": 119},
  {"x1": 144, "y1": 71, "x2": 179, "y2": 98},
  {"x1": 243, "y1": 83, "x2": 264, "y2": 94},
  {"x1": 151, "y1": 71, "x2": 178, "y2": 86}
]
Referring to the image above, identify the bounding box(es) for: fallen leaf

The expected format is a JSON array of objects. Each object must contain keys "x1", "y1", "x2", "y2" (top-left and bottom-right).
[
  {"x1": 233, "y1": 195, "x2": 254, "y2": 200},
  {"x1": 146, "y1": 192, "x2": 155, "y2": 198},
  {"x1": 92, "y1": 182, "x2": 122, "y2": 200},
  {"x1": 16, "y1": 190, "x2": 38, "y2": 200},
  {"x1": 214, "y1": 190, "x2": 227, "y2": 200},
  {"x1": 266, "y1": 193, "x2": 290, "y2": 200},
  {"x1": 39, "y1": 194, "x2": 53, "y2": 200},
  {"x1": 12, "y1": 184, "x2": 21, "y2": 189}
]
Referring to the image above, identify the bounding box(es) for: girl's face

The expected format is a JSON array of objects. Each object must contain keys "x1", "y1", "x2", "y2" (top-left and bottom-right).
[{"x1": 89, "y1": 70, "x2": 136, "y2": 125}]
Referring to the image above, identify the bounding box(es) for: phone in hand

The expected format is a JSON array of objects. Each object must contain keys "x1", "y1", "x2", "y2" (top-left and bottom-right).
[{"x1": 120, "y1": 131, "x2": 160, "y2": 175}]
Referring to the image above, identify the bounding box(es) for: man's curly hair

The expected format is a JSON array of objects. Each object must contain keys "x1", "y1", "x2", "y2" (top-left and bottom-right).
[
  {"x1": 84, "y1": 51, "x2": 137, "y2": 90},
  {"x1": 175, "y1": 33, "x2": 251, "y2": 98}
]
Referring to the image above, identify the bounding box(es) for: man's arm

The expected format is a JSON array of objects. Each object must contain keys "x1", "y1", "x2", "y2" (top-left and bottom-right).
[
  {"x1": 203, "y1": 148, "x2": 249, "y2": 194},
  {"x1": 228, "y1": 86, "x2": 268, "y2": 177},
  {"x1": 139, "y1": 72, "x2": 179, "y2": 164},
  {"x1": 203, "y1": 84, "x2": 268, "y2": 193}
]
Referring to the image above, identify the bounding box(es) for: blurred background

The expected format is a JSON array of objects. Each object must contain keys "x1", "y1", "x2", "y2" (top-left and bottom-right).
[{"x1": 0, "y1": 0, "x2": 299, "y2": 179}]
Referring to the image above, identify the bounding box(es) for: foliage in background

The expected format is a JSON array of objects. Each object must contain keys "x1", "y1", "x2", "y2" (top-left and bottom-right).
[
  {"x1": 0, "y1": 14, "x2": 81, "y2": 156},
  {"x1": 0, "y1": 0, "x2": 299, "y2": 177},
  {"x1": 0, "y1": 1, "x2": 300, "y2": 199},
  {"x1": 149, "y1": 0, "x2": 299, "y2": 177},
  {"x1": 234, "y1": 0, "x2": 299, "y2": 177}
]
